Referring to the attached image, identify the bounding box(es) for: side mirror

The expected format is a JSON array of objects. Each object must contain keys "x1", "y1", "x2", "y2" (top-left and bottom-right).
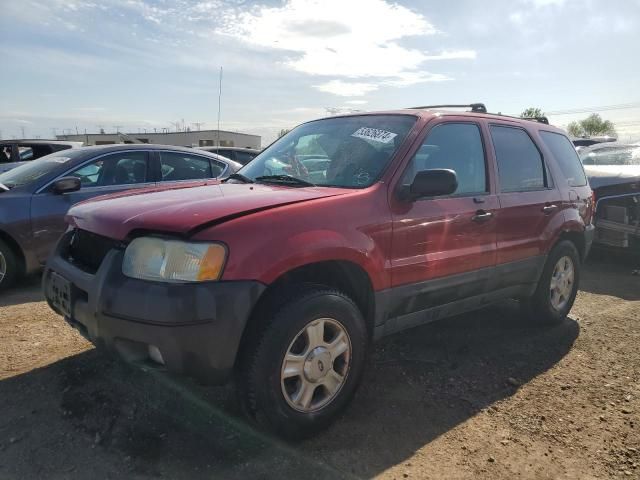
[
  {"x1": 52, "y1": 176, "x2": 81, "y2": 194},
  {"x1": 407, "y1": 169, "x2": 458, "y2": 200}
]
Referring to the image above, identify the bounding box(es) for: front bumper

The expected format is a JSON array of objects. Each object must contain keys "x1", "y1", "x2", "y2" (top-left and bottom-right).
[{"x1": 43, "y1": 231, "x2": 265, "y2": 384}]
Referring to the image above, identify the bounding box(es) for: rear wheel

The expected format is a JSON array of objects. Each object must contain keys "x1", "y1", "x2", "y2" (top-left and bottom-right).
[
  {"x1": 237, "y1": 285, "x2": 368, "y2": 439},
  {"x1": 522, "y1": 240, "x2": 581, "y2": 325},
  {"x1": 0, "y1": 239, "x2": 19, "y2": 291}
]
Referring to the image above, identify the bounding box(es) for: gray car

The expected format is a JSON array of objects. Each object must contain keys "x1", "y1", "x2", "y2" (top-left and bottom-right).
[{"x1": 0, "y1": 144, "x2": 240, "y2": 289}]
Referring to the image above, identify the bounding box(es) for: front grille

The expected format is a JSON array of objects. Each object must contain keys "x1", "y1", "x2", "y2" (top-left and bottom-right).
[{"x1": 67, "y1": 229, "x2": 119, "y2": 273}]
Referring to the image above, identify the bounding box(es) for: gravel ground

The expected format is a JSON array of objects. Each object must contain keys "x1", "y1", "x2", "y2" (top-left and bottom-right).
[{"x1": 0, "y1": 258, "x2": 638, "y2": 479}]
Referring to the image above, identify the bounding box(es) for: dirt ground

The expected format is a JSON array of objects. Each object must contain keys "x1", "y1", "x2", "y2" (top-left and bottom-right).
[{"x1": 0, "y1": 258, "x2": 638, "y2": 479}]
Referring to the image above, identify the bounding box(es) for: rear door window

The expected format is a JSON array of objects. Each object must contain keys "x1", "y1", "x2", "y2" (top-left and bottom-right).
[
  {"x1": 490, "y1": 125, "x2": 546, "y2": 192},
  {"x1": 539, "y1": 131, "x2": 587, "y2": 187},
  {"x1": 160, "y1": 152, "x2": 213, "y2": 181}
]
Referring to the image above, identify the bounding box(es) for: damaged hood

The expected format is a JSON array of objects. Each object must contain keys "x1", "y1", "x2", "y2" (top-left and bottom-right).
[
  {"x1": 66, "y1": 182, "x2": 351, "y2": 240},
  {"x1": 585, "y1": 165, "x2": 640, "y2": 189}
]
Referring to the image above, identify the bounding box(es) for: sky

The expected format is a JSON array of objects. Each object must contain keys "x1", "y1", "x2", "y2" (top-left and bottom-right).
[{"x1": 1, "y1": 0, "x2": 640, "y2": 145}]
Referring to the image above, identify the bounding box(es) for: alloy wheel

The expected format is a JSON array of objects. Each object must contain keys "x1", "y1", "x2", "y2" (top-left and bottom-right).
[
  {"x1": 280, "y1": 318, "x2": 351, "y2": 413},
  {"x1": 550, "y1": 255, "x2": 575, "y2": 311}
]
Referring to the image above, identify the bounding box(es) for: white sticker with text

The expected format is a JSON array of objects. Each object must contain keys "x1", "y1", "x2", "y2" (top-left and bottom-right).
[{"x1": 351, "y1": 127, "x2": 397, "y2": 144}]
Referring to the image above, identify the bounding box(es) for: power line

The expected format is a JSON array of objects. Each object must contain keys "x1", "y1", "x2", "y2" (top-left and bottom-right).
[{"x1": 547, "y1": 102, "x2": 640, "y2": 116}]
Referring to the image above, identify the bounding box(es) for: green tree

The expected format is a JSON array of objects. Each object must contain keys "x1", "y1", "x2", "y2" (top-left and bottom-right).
[
  {"x1": 566, "y1": 114, "x2": 616, "y2": 138},
  {"x1": 278, "y1": 128, "x2": 291, "y2": 138},
  {"x1": 520, "y1": 107, "x2": 544, "y2": 118},
  {"x1": 580, "y1": 114, "x2": 616, "y2": 137},
  {"x1": 567, "y1": 121, "x2": 583, "y2": 137}
]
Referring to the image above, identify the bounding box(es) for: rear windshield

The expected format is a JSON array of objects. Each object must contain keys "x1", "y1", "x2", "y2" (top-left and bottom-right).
[
  {"x1": 539, "y1": 131, "x2": 587, "y2": 187},
  {"x1": 239, "y1": 115, "x2": 417, "y2": 188},
  {"x1": 0, "y1": 149, "x2": 85, "y2": 188}
]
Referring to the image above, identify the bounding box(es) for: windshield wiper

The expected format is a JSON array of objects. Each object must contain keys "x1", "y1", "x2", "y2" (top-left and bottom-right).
[
  {"x1": 255, "y1": 175, "x2": 316, "y2": 187},
  {"x1": 0, "y1": 183, "x2": 11, "y2": 192},
  {"x1": 224, "y1": 173, "x2": 254, "y2": 183}
]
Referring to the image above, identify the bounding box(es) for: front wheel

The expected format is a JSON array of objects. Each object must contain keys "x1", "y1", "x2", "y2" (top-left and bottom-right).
[
  {"x1": 0, "y1": 239, "x2": 19, "y2": 291},
  {"x1": 237, "y1": 285, "x2": 368, "y2": 439},
  {"x1": 522, "y1": 240, "x2": 581, "y2": 325}
]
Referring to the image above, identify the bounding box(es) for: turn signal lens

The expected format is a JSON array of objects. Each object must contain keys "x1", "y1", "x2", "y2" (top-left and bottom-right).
[{"x1": 197, "y1": 244, "x2": 227, "y2": 281}]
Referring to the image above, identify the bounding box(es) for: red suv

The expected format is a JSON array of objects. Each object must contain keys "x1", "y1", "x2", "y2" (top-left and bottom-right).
[{"x1": 44, "y1": 104, "x2": 594, "y2": 438}]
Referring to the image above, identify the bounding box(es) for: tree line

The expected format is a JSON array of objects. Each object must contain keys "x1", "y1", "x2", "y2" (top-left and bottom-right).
[{"x1": 520, "y1": 107, "x2": 616, "y2": 138}]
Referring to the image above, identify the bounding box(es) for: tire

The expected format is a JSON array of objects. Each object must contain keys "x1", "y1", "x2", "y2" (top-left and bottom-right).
[
  {"x1": 237, "y1": 284, "x2": 368, "y2": 439},
  {"x1": 522, "y1": 240, "x2": 581, "y2": 325},
  {"x1": 0, "y1": 239, "x2": 19, "y2": 291}
]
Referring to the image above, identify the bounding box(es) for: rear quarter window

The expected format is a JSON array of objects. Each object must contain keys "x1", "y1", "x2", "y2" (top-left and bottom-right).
[{"x1": 539, "y1": 131, "x2": 587, "y2": 187}]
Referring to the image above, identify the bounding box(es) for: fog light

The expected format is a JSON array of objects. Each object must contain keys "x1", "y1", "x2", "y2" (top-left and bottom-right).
[{"x1": 148, "y1": 345, "x2": 165, "y2": 365}]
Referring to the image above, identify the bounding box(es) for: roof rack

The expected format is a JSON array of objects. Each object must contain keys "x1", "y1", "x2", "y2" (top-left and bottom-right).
[
  {"x1": 408, "y1": 103, "x2": 551, "y2": 125},
  {"x1": 409, "y1": 103, "x2": 487, "y2": 113},
  {"x1": 495, "y1": 113, "x2": 550, "y2": 125}
]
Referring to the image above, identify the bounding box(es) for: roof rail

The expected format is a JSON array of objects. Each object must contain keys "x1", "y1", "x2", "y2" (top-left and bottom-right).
[
  {"x1": 496, "y1": 113, "x2": 550, "y2": 125},
  {"x1": 407, "y1": 104, "x2": 552, "y2": 125},
  {"x1": 409, "y1": 103, "x2": 487, "y2": 113}
]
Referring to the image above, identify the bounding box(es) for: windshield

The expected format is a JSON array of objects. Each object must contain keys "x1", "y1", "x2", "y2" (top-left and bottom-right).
[
  {"x1": 0, "y1": 149, "x2": 85, "y2": 188},
  {"x1": 239, "y1": 115, "x2": 417, "y2": 188},
  {"x1": 580, "y1": 145, "x2": 640, "y2": 166}
]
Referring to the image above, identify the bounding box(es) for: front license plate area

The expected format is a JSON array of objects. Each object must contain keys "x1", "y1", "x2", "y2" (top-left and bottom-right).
[{"x1": 48, "y1": 272, "x2": 72, "y2": 317}]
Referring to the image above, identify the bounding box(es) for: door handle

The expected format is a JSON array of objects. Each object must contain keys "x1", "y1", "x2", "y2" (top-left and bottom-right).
[
  {"x1": 542, "y1": 204, "x2": 558, "y2": 215},
  {"x1": 472, "y1": 210, "x2": 494, "y2": 222}
]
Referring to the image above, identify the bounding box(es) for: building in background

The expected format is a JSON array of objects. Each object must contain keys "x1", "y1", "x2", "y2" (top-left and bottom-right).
[{"x1": 57, "y1": 129, "x2": 261, "y2": 149}]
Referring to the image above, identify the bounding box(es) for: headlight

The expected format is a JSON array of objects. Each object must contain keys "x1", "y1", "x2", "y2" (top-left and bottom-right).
[{"x1": 122, "y1": 237, "x2": 226, "y2": 282}]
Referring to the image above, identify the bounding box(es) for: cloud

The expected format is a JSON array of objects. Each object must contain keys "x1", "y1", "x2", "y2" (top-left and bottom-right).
[
  {"x1": 345, "y1": 100, "x2": 368, "y2": 105},
  {"x1": 527, "y1": 0, "x2": 567, "y2": 6},
  {"x1": 383, "y1": 71, "x2": 450, "y2": 87},
  {"x1": 222, "y1": 0, "x2": 474, "y2": 95},
  {"x1": 422, "y1": 50, "x2": 477, "y2": 61},
  {"x1": 314, "y1": 80, "x2": 379, "y2": 97}
]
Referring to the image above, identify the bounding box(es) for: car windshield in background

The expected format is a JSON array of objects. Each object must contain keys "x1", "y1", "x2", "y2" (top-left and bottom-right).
[
  {"x1": 238, "y1": 115, "x2": 417, "y2": 188},
  {"x1": 580, "y1": 145, "x2": 640, "y2": 166},
  {"x1": 0, "y1": 149, "x2": 85, "y2": 188}
]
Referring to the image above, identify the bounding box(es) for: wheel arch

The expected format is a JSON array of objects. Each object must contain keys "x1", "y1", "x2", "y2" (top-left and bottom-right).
[
  {"x1": 556, "y1": 229, "x2": 586, "y2": 261},
  {"x1": 236, "y1": 260, "x2": 376, "y2": 368}
]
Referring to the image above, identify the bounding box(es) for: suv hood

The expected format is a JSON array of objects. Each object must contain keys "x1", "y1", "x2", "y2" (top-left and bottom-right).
[{"x1": 67, "y1": 182, "x2": 351, "y2": 240}]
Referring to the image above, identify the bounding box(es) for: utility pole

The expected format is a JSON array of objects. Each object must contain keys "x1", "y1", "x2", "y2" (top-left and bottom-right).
[
  {"x1": 113, "y1": 125, "x2": 123, "y2": 134},
  {"x1": 20, "y1": 126, "x2": 26, "y2": 138},
  {"x1": 169, "y1": 121, "x2": 181, "y2": 132},
  {"x1": 51, "y1": 127, "x2": 58, "y2": 138},
  {"x1": 217, "y1": 66, "x2": 223, "y2": 149},
  {"x1": 75, "y1": 126, "x2": 79, "y2": 135},
  {"x1": 192, "y1": 122, "x2": 204, "y2": 131}
]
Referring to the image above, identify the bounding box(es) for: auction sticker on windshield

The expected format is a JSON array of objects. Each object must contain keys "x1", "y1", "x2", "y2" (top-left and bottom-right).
[{"x1": 351, "y1": 127, "x2": 397, "y2": 144}]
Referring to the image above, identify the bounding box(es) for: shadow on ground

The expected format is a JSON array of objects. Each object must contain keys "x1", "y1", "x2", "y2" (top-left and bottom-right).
[
  {"x1": 0, "y1": 300, "x2": 578, "y2": 479},
  {"x1": 0, "y1": 274, "x2": 43, "y2": 308},
  {"x1": 582, "y1": 252, "x2": 640, "y2": 301}
]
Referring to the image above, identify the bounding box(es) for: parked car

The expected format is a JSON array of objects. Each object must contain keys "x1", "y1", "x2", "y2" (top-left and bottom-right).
[
  {"x1": 571, "y1": 136, "x2": 617, "y2": 148},
  {"x1": 0, "y1": 140, "x2": 83, "y2": 173},
  {"x1": 197, "y1": 146, "x2": 261, "y2": 165},
  {"x1": 580, "y1": 143, "x2": 640, "y2": 252},
  {"x1": 43, "y1": 104, "x2": 594, "y2": 438},
  {"x1": 0, "y1": 144, "x2": 240, "y2": 289}
]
